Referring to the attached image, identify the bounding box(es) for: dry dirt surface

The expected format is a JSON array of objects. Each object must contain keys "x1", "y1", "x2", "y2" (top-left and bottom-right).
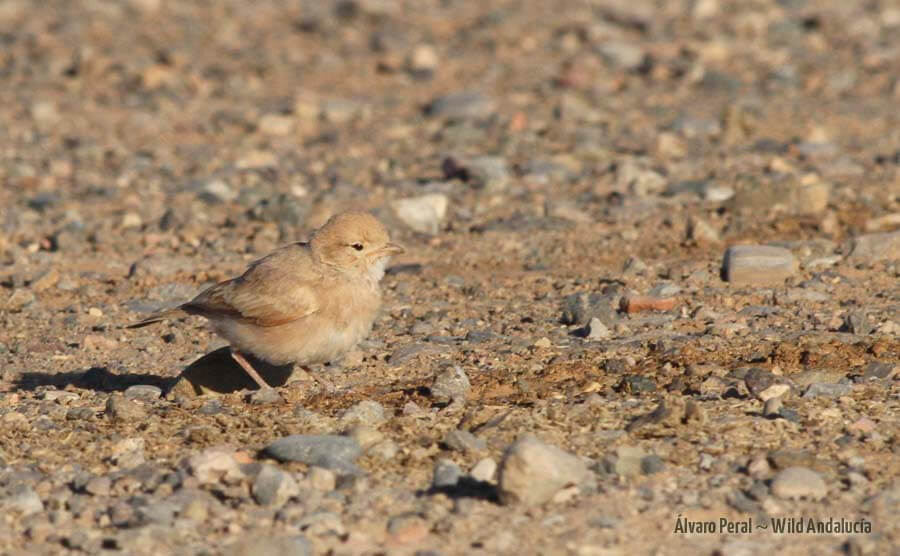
[{"x1": 1, "y1": 0, "x2": 899, "y2": 555}]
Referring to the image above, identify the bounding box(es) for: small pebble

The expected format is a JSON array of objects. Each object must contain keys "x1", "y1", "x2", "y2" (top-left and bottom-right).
[
  {"x1": 106, "y1": 394, "x2": 147, "y2": 422},
  {"x1": 124, "y1": 384, "x2": 162, "y2": 401},
  {"x1": 498, "y1": 435, "x2": 588, "y2": 506},
  {"x1": 763, "y1": 397, "x2": 783, "y2": 417},
  {"x1": 391, "y1": 194, "x2": 448, "y2": 235},
  {"x1": 252, "y1": 464, "x2": 300, "y2": 507},
  {"x1": 470, "y1": 458, "x2": 497, "y2": 482},
  {"x1": 584, "y1": 318, "x2": 610, "y2": 340},
  {"x1": 722, "y1": 245, "x2": 798, "y2": 285},
  {"x1": 430, "y1": 365, "x2": 471, "y2": 403},
  {"x1": 442, "y1": 429, "x2": 487, "y2": 454},
  {"x1": 770, "y1": 467, "x2": 827, "y2": 500},
  {"x1": 432, "y1": 459, "x2": 462, "y2": 488}
]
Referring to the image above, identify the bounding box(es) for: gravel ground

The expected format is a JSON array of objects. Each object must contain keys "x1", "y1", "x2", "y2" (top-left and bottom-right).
[{"x1": 1, "y1": 0, "x2": 899, "y2": 554}]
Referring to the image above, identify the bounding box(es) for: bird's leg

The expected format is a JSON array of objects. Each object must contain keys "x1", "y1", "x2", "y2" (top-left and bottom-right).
[{"x1": 231, "y1": 350, "x2": 274, "y2": 390}]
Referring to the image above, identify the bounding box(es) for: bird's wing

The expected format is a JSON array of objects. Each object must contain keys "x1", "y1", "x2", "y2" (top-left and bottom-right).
[{"x1": 182, "y1": 243, "x2": 321, "y2": 327}]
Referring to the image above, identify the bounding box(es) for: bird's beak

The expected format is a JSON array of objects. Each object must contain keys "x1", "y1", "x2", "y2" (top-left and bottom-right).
[{"x1": 381, "y1": 242, "x2": 405, "y2": 256}]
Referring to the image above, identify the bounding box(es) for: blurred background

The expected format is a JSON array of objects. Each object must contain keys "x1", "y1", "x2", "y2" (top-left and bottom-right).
[{"x1": 2, "y1": 0, "x2": 898, "y2": 263}]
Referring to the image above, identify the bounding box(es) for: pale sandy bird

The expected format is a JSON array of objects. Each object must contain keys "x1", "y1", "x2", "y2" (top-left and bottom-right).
[{"x1": 128, "y1": 211, "x2": 404, "y2": 390}]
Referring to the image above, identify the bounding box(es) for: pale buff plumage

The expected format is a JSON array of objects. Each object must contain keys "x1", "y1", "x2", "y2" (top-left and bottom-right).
[{"x1": 129, "y1": 211, "x2": 403, "y2": 389}]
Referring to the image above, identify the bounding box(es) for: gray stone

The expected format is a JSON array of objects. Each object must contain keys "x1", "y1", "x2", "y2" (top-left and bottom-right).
[
  {"x1": 763, "y1": 397, "x2": 783, "y2": 418},
  {"x1": 443, "y1": 155, "x2": 510, "y2": 191},
  {"x1": 617, "y1": 160, "x2": 665, "y2": 196},
  {"x1": 339, "y1": 400, "x2": 387, "y2": 426},
  {"x1": 252, "y1": 465, "x2": 300, "y2": 507},
  {"x1": 862, "y1": 362, "x2": 898, "y2": 381},
  {"x1": 223, "y1": 535, "x2": 312, "y2": 556},
  {"x1": 849, "y1": 231, "x2": 900, "y2": 263},
  {"x1": 722, "y1": 245, "x2": 797, "y2": 285},
  {"x1": 84, "y1": 476, "x2": 112, "y2": 497},
  {"x1": 597, "y1": 41, "x2": 646, "y2": 70},
  {"x1": 320, "y1": 98, "x2": 365, "y2": 124},
  {"x1": 391, "y1": 194, "x2": 448, "y2": 234},
  {"x1": 768, "y1": 449, "x2": 815, "y2": 470},
  {"x1": 770, "y1": 467, "x2": 827, "y2": 500},
  {"x1": 186, "y1": 447, "x2": 244, "y2": 485},
  {"x1": 117, "y1": 524, "x2": 180, "y2": 554},
  {"x1": 743, "y1": 368, "x2": 778, "y2": 400},
  {"x1": 442, "y1": 429, "x2": 487, "y2": 454},
  {"x1": 498, "y1": 435, "x2": 589, "y2": 506},
  {"x1": 198, "y1": 179, "x2": 237, "y2": 203},
  {"x1": 427, "y1": 91, "x2": 495, "y2": 119},
  {"x1": 124, "y1": 385, "x2": 162, "y2": 401},
  {"x1": 841, "y1": 311, "x2": 872, "y2": 335},
  {"x1": 110, "y1": 437, "x2": 146, "y2": 468},
  {"x1": 106, "y1": 394, "x2": 147, "y2": 422},
  {"x1": 432, "y1": 459, "x2": 462, "y2": 488},
  {"x1": 728, "y1": 178, "x2": 829, "y2": 214},
  {"x1": 136, "y1": 500, "x2": 178, "y2": 525},
  {"x1": 66, "y1": 407, "x2": 95, "y2": 421},
  {"x1": 802, "y1": 382, "x2": 851, "y2": 399},
  {"x1": 649, "y1": 282, "x2": 682, "y2": 298},
  {"x1": 2, "y1": 484, "x2": 43, "y2": 516},
  {"x1": 613, "y1": 446, "x2": 647, "y2": 477},
  {"x1": 264, "y1": 435, "x2": 362, "y2": 474},
  {"x1": 775, "y1": 288, "x2": 830, "y2": 304},
  {"x1": 430, "y1": 365, "x2": 471, "y2": 403},
  {"x1": 687, "y1": 217, "x2": 721, "y2": 243},
  {"x1": 584, "y1": 318, "x2": 610, "y2": 340},
  {"x1": 560, "y1": 291, "x2": 618, "y2": 326},
  {"x1": 3, "y1": 289, "x2": 36, "y2": 312},
  {"x1": 40, "y1": 389, "x2": 79, "y2": 404},
  {"x1": 247, "y1": 388, "x2": 284, "y2": 405},
  {"x1": 640, "y1": 455, "x2": 664, "y2": 475}
]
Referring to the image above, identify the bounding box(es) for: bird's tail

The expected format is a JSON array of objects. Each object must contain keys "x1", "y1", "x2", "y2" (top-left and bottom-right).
[{"x1": 126, "y1": 307, "x2": 185, "y2": 328}]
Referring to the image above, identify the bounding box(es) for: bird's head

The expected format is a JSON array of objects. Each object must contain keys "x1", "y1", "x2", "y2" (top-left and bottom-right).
[{"x1": 310, "y1": 211, "x2": 404, "y2": 281}]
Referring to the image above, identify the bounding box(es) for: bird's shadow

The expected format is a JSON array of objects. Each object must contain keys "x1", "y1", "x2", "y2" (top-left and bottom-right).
[
  {"x1": 418, "y1": 477, "x2": 500, "y2": 503},
  {"x1": 11, "y1": 347, "x2": 294, "y2": 395}
]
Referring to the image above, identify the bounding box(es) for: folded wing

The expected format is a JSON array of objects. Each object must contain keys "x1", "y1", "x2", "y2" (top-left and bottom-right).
[{"x1": 182, "y1": 243, "x2": 320, "y2": 327}]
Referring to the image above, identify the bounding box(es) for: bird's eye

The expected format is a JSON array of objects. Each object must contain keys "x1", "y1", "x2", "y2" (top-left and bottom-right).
[{"x1": 351, "y1": 243, "x2": 364, "y2": 251}]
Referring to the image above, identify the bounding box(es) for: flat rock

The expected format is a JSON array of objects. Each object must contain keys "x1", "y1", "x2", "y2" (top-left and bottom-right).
[
  {"x1": 339, "y1": 400, "x2": 387, "y2": 426},
  {"x1": 770, "y1": 467, "x2": 827, "y2": 500},
  {"x1": 802, "y1": 382, "x2": 851, "y2": 398},
  {"x1": 426, "y1": 91, "x2": 495, "y2": 119},
  {"x1": 442, "y1": 429, "x2": 487, "y2": 454},
  {"x1": 722, "y1": 245, "x2": 798, "y2": 285},
  {"x1": 124, "y1": 384, "x2": 162, "y2": 401},
  {"x1": 264, "y1": 435, "x2": 362, "y2": 474},
  {"x1": 849, "y1": 231, "x2": 900, "y2": 263},
  {"x1": 223, "y1": 535, "x2": 312, "y2": 556}
]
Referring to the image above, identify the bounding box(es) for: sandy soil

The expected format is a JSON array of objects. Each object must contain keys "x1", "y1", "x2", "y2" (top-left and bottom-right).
[{"x1": 0, "y1": 1, "x2": 898, "y2": 554}]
